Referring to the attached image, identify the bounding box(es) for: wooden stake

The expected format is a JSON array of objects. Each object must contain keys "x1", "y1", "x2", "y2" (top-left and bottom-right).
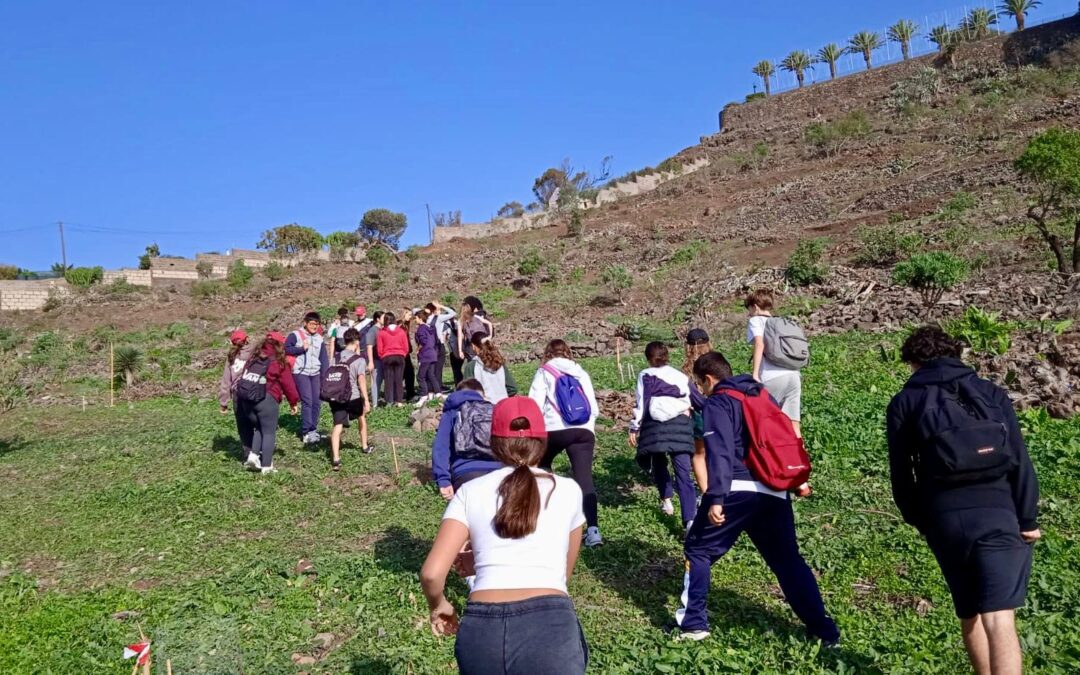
[
  {"x1": 615, "y1": 338, "x2": 623, "y2": 385},
  {"x1": 110, "y1": 342, "x2": 115, "y2": 408},
  {"x1": 391, "y1": 438, "x2": 400, "y2": 477},
  {"x1": 167, "y1": 659, "x2": 173, "y2": 675}
]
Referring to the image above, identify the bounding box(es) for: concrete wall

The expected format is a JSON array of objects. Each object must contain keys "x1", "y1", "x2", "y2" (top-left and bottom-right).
[
  {"x1": 0, "y1": 280, "x2": 68, "y2": 311},
  {"x1": 103, "y1": 269, "x2": 153, "y2": 286},
  {"x1": 432, "y1": 156, "x2": 711, "y2": 244}
]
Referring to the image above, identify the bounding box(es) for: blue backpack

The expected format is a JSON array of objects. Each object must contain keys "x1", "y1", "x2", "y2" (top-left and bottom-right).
[{"x1": 540, "y1": 364, "x2": 592, "y2": 425}]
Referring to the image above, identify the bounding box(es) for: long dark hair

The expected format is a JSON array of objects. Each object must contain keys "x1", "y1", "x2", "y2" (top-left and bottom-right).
[
  {"x1": 259, "y1": 338, "x2": 289, "y2": 370},
  {"x1": 491, "y1": 417, "x2": 553, "y2": 539}
]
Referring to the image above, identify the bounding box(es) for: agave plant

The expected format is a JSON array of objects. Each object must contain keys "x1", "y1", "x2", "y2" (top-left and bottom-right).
[
  {"x1": 1000, "y1": 0, "x2": 1041, "y2": 31},
  {"x1": 752, "y1": 60, "x2": 776, "y2": 96},
  {"x1": 961, "y1": 8, "x2": 999, "y2": 40},
  {"x1": 816, "y1": 44, "x2": 844, "y2": 79},
  {"x1": 780, "y1": 50, "x2": 813, "y2": 88},
  {"x1": 888, "y1": 19, "x2": 919, "y2": 60},
  {"x1": 114, "y1": 346, "x2": 143, "y2": 387},
  {"x1": 848, "y1": 31, "x2": 884, "y2": 70}
]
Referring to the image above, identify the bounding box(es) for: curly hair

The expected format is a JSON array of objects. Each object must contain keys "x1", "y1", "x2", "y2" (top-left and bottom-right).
[
  {"x1": 471, "y1": 333, "x2": 506, "y2": 371},
  {"x1": 900, "y1": 325, "x2": 963, "y2": 365},
  {"x1": 682, "y1": 341, "x2": 712, "y2": 377}
]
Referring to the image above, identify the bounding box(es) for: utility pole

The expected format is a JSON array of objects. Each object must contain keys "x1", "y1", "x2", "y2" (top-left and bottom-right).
[
  {"x1": 425, "y1": 203, "x2": 433, "y2": 245},
  {"x1": 57, "y1": 221, "x2": 67, "y2": 270}
]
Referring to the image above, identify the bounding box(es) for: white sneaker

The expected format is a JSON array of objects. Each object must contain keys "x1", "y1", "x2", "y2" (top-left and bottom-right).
[
  {"x1": 414, "y1": 395, "x2": 431, "y2": 408},
  {"x1": 584, "y1": 526, "x2": 603, "y2": 547},
  {"x1": 661, "y1": 498, "x2": 675, "y2": 516},
  {"x1": 302, "y1": 432, "x2": 314, "y2": 444},
  {"x1": 685, "y1": 519, "x2": 694, "y2": 533},
  {"x1": 676, "y1": 630, "x2": 710, "y2": 642},
  {"x1": 244, "y1": 453, "x2": 262, "y2": 471},
  {"x1": 260, "y1": 466, "x2": 278, "y2": 475}
]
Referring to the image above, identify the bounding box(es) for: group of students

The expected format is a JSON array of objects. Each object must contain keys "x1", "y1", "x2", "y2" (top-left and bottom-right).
[{"x1": 418, "y1": 289, "x2": 1041, "y2": 675}]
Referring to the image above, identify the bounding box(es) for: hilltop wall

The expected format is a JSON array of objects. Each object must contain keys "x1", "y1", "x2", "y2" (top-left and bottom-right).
[{"x1": 0, "y1": 279, "x2": 69, "y2": 311}]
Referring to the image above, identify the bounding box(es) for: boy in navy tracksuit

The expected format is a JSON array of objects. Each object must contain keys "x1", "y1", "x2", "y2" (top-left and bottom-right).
[{"x1": 676, "y1": 352, "x2": 839, "y2": 644}]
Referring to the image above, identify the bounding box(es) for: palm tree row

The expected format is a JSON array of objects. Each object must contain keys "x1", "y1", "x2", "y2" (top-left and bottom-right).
[{"x1": 754, "y1": 2, "x2": 1041, "y2": 96}]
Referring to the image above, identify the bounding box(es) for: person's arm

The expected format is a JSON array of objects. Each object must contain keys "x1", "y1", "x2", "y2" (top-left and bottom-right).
[
  {"x1": 886, "y1": 398, "x2": 923, "y2": 529},
  {"x1": 566, "y1": 525, "x2": 584, "y2": 581},
  {"x1": 431, "y1": 413, "x2": 455, "y2": 490},
  {"x1": 218, "y1": 363, "x2": 234, "y2": 410},
  {"x1": 456, "y1": 321, "x2": 465, "y2": 358},
  {"x1": 420, "y1": 518, "x2": 470, "y2": 636},
  {"x1": 701, "y1": 399, "x2": 737, "y2": 508},
  {"x1": 357, "y1": 369, "x2": 370, "y2": 412},
  {"x1": 630, "y1": 372, "x2": 645, "y2": 433},
  {"x1": 528, "y1": 369, "x2": 547, "y2": 409},
  {"x1": 283, "y1": 332, "x2": 306, "y2": 357},
  {"x1": 319, "y1": 342, "x2": 329, "y2": 375},
  {"x1": 999, "y1": 390, "x2": 1040, "y2": 534},
  {"x1": 327, "y1": 328, "x2": 337, "y2": 361},
  {"x1": 463, "y1": 360, "x2": 475, "y2": 381},
  {"x1": 479, "y1": 316, "x2": 494, "y2": 339},
  {"x1": 583, "y1": 371, "x2": 600, "y2": 422},
  {"x1": 504, "y1": 367, "x2": 518, "y2": 397},
  {"x1": 751, "y1": 336, "x2": 766, "y2": 382},
  {"x1": 366, "y1": 336, "x2": 376, "y2": 372},
  {"x1": 279, "y1": 366, "x2": 301, "y2": 408},
  {"x1": 689, "y1": 381, "x2": 707, "y2": 411}
]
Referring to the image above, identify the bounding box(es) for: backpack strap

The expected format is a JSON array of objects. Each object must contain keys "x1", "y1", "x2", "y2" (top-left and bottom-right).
[{"x1": 540, "y1": 363, "x2": 563, "y2": 379}]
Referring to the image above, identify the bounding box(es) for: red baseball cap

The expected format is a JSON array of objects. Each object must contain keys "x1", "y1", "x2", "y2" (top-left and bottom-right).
[
  {"x1": 491, "y1": 396, "x2": 548, "y2": 440},
  {"x1": 266, "y1": 331, "x2": 286, "y2": 344},
  {"x1": 355, "y1": 305, "x2": 366, "y2": 316},
  {"x1": 229, "y1": 329, "x2": 248, "y2": 345}
]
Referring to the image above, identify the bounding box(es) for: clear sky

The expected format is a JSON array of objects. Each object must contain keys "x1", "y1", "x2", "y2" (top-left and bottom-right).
[{"x1": 2, "y1": 0, "x2": 1075, "y2": 270}]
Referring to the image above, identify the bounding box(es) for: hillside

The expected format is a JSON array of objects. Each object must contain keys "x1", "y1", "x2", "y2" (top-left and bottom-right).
[{"x1": 3, "y1": 15, "x2": 1080, "y2": 415}]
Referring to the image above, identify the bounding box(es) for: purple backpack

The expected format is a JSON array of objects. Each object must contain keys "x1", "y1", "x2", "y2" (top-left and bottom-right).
[{"x1": 540, "y1": 364, "x2": 592, "y2": 426}]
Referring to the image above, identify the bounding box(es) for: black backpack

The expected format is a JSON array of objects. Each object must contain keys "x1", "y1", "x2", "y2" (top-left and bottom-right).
[
  {"x1": 914, "y1": 379, "x2": 1015, "y2": 483},
  {"x1": 320, "y1": 353, "x2": 362, "y2": 403},
  {"x1": 237, "y1": 357, "x2": 271, "y2": 403}
]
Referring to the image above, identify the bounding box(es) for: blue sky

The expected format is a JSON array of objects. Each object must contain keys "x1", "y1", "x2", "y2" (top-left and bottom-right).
[{"x1": 2, "y1": 0, "x2": 1075, "y2": 270}]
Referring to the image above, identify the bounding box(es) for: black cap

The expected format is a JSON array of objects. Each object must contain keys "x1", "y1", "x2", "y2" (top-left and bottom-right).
[{"x1": 686, "y1": 328, "x2": 710, "y2": 345}]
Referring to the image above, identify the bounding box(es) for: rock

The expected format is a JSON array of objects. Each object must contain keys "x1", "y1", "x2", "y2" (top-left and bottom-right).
[
  {"x1": 295, "y1": 559, "x2": 316, "y2": 576},
  {"x1": 111, "y1": 610, "x2": 140, "y2": 621},
  {"x1": 409, "y1": 406, "x2": 442, "y2": 433},
  {"x1": 291, "y1": 654, "x2": 317, "y2": 666}
]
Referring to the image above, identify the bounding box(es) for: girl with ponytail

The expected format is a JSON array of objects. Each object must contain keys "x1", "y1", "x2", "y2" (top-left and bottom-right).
[{"x1": 420, "y1": 396, "x2": 589, "y2": 674}]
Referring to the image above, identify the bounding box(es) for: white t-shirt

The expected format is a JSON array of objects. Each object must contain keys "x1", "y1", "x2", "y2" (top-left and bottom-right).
[
  {"x1": 747, "y1": 315, "x2": 794, "y2": 382},
  {"x1": 443, "y1": 467, "x2": 586, "y2": 593}
]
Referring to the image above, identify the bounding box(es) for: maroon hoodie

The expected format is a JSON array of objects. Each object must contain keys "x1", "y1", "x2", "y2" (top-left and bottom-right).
[{"x1": 261, "y1": 345, "x2": 300, "y2": 405}]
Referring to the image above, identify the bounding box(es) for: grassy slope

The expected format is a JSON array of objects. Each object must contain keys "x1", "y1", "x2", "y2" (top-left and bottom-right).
[{"x1": 1, "y1": 334, "x2": 1078, "y2": 674}]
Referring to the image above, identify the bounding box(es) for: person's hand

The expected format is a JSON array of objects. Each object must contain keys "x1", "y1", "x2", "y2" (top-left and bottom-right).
[
  {"x1": 290, "y1": 405, "x2": 299, "y2": 415},
  {"x1": 708, "y1": 504, "x2": 725, "y2": 526},
  {"x1": 751, "y1": 372, "x2": 762, "y2": 383},
  {"x1": 429, "y1": 597, "x2": 459, "y2": 637},
  {"x1": 220, "y1": 405, "x2": 229, "y2": 415},
  {"x1": 364, "y1": 401, "x2": 371, "y2": 414},
  {"x1": 628, "y1": 432, "x2": 638, "y2": 448},
  {"x1": 1021, "y1": 529, "x2": 1042, "y2": 544},
  {"x1": 303, "y1": 338, "x2": 311, "y2": 349},
  {"x1": 794, "y1": 483, "x2": 812, "y2": 498},
  {"x1": 366, "y1": 362, "x2": 374, "y2": 373},
  {"x1": 439, "y1": 485, "x2": 455, "y2": 501}
]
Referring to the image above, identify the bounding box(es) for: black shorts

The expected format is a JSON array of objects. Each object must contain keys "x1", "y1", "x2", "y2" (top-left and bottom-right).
[
  {"x1": 330, "y1": 398, "x2": 365, "y2": 427},
  {"x1": 925, "y1": 507, "x2": 1033, "y2": 619}
]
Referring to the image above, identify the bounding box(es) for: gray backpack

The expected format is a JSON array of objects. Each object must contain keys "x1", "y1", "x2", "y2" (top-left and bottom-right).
[
  {"x1": 763, "y1": 317, "x2": 810, "y2": 370},
  {"x1": 453, "y1": 400, "x2": 494, "y2": 460}
]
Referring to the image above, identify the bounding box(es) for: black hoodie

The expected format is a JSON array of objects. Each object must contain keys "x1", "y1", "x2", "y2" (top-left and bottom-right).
[{"x1": 886, "y1": 358, "x2": 1039, "y2": 532}]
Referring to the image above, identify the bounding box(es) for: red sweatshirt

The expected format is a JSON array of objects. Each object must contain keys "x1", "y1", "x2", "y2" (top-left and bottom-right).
[
  {"x1": 377, "y1": 325, "x2": 409, "y2": 358},
  {"x1": 261, "y1": 346, "x2": 301, "y2": 405}
]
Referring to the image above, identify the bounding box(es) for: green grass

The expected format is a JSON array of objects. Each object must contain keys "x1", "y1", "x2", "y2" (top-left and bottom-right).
[{"x1": 1, "y1": 332, "x2": 1078, "y2": 673}]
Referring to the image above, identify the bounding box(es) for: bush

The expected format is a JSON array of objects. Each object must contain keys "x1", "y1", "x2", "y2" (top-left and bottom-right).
[
  {"x1": 1014, "y1": 127, "x2": 1080, "y2": 274},
  {"x1": 366, "y1": 244, "x2": 392, "y2": 268},
  {"x1": 263, "y1": 261, "x2": 286, "y2": 281},
  {"x1": 227, "y1": 260, "x2": 254, "y2": 290},
  {"x1": 889, "y1": 67, "x2": 942, "y2": 113},
  {"x1": 114, "y1": 345, "x2": 143, "y2": 387},
  {"x1": 855, "y1": 225, "x2": 923, "y2": 266},
  {"x1": 601, "y1": 265, "x2": 633, "y2": 302},
  {"x1": 804, "y1": 111, "x2": 871, "y2": 157},
  {"x1": 517, "y1": 249, "x2": 544, "y2": 277},
  {"x1": 946, "y1": 306, "x2": 1014, "y2": 356},
  {"x1": 0, "y1": 359, "x2": 26, "y2": 414},
  {"x1": 745, "y1": 92, "x2": 766, "y2": 103},
  {"x1": 64, "y1": 266, "x2": 104, "y2": 288},
  {"x1": 668, "y1": 240, "x2": 708, "y2": 267},
  {"x1": 191, "y1": 280, "x2": 226, "y2": 300},
  {"x1": 937, "y1": 191, "x2": 977, "y2": 221},
  {"x1": 0, "y1": 265, "x2": 17, "y2": 280},
  {"x1": 497, "y1": 201, "x2": 525, "y2": 219},
  {"x1": 567, "y1": 209, "x2": 583, "y2": 238},
  {"x1": 785, "y1": 238, "x2": 830, "y2": 286},
  {"x1": 403, "y1": 246, "x2": 421, "y2": 261},
  {"x1": 106, "y1": 278, "x2": 143, "y2": 295},
  {"x1": 733, "y1": 142, "x2": 769, "y2": 173},
  {"x1": 195, "y1": 261, "x2": 213, "y2": 279},
  {"x1": 893, "y1": 252, "x2": 969, "y2": 308}
]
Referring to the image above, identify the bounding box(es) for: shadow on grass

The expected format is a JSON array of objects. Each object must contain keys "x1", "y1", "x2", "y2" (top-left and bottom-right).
[
  {"x1": 349, "y1": 657, "x2": 394, "y2": 674},
  {"x1": 373, "y1": 525, "x2": 470, "y2": 599},
  {"x1": 211, "y1": 434, "x2": 246, "y2": 462},
  {"x1": 0, "y1": 435, "x2": 31, "y2": 458},
  {"x1": 278, "y1": 412, "x2": 304, "y2": 440},
  {"x1": 594, "y1": 453, "x2": 655, "y2": 510}
]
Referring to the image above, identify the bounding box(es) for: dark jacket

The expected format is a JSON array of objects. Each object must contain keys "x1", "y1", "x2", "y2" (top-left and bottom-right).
[
  {"x1": 415, "y1": 323, "x2": 439, "y2": 364},
  {"x1": 253, "y1": 345, "x2": 300, "y2": 406},
  {"x1": 431, "y1": 390, "x2": 504, "y2": 488},
  {"x1": 636, "y1": 375, "x2": 694, "y2": 456},
  {"x1": 886, "y1": 358, "x2": 1040, "y2": 532},
  {"x1": 699, "y1": 375, "x2": 760, "y2": 507}
]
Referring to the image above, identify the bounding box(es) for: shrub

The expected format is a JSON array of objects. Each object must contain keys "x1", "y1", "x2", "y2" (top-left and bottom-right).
[
  {"x1": 733, "y1": 142, "x2": 769, "y2": 173},
  {"x1": 1014, "y1": 127, "x2": 1080, "y2": 274},
  {"x1": 440, "y1": 292, "x2": 459, "y2": 307},
  {"x1": 191, "y1": 280, "x2": 226, "y2": 300},
  {"x1": 0, "y1": 359, "x2": 26, "y2": 414},
  {"x1": 0, "y1": 265, "x2": 18, "y2": 280},
  {"x1": 937, "y1": 191, "x2": 977, "y2": 221},
  {"x1": 889, "y1": 67, "x2": 942, "y2": 113},
  {"x1": 263, "y1": 261, "x2": 286, "y2": 281},
  {"x1": 106, "y1": 278, "x2": 142, "y2": 295},
  {"x1": 497, "y1": 201, "x2": 525, "y2": 219},
  {"x1": 30, "y1": 331, "x2": 63, "y2": 366},
  {"x1": 804, "y1": 111, "x2": 871, "y2": 157},
  {"x1": 745, "y1": 92, "x2": 766, "y2": 103},
  {"x1": 517, "y1": 249, "x2": 544, "y2": 277},
  {"x1": 366, "y1": 244, "x2": 392, "y2": 268},
  {"x1": 893, "y1": 252, "x2": 969, "y2": 308},
  {"x1": 567, "y1": 209, "x2": 583, "y2": 238},
  {"x1": 227, "y1": 260, "x2": 254, "y2": 290},
  {"x1": 114, "y1": 346, "x2": 143, "y2": 387},
  {"x1": 64, "y1": 266, "x2": 104, "y2": 288},
  {"x1": 785, "y1": 238, "x2": 830, "y2": 286},
  {"x1": 855, "y1": 225, "x2": 923, "y2": 266},
  {"x1": 601, "y1": 265, "x2": 633, "y2": 302},
  {"x1": 403, "y1": 246, "x2": 421, "y2": 261},
  {"x1": 195, "y1": 261, "x2": 213, "y2": 279},
  {"x1": 656, "y1": 158, "x2": 684, "y2": 174},
  {"x1": 946, "y1": 306, "x2": 1014, "y2": 356},
  {"x1": 668, "y1": 240, "x2": 708, "y2": 267}
]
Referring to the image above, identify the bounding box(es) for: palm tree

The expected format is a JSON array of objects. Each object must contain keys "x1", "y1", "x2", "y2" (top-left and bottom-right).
[
  {"x1": 816, "y1": 44, "x2": 844, "y2": 79},
  {"x1": 929, "y1": 25, "x2": 955, "y2": 53},
  {"x1": 961, "y1": 8, "x2": 999, "y2": 40},
  {"x1": 781, "y1": 50, "x2": 813, "y2": 88},
  {"x1": 1000, "y1": 0, "x2": 1041, "y2": 31},
  {"x1": 848, "y1": 31, "x2": 884, "y2": 70},
  {"x1": 888, "y1": 19, "x2": 919, "y2": 60},
  {"x1": 752, "y1": 60, "x2": 776, "y2": 96}
]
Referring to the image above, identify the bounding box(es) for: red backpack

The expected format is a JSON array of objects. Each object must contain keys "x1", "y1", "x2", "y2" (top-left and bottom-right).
[{"x1": 722, "y1": 388, "x2": 811, "y2": 491}]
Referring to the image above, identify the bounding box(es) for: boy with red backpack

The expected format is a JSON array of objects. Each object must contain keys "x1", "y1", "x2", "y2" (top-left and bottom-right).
[{"x1": 676, "y1": 351, "x2": 839, "y2": 645}]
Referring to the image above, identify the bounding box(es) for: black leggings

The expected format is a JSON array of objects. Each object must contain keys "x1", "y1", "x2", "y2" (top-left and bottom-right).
[
  {"x1": 236, "y1": 396, "x2": 281, "y2": 468},
  {"x1": 404, "y1": 356, "x2": 416, "y2": 400},
  {"x1": 542, "y1": 428, "x2": 598, "y2": 528},
  {"x1": 434, "y1": 343, "x2": 448, "y2": 391},
  {"x1": 418, "y1": 361, "x2": 441, "y2": 397},
  {"x1": 450, "y1": 351, "x2": 465, "y2": 386},
  {"x1": 382, "y1": 355, "x2": 405, "y2": 404}
]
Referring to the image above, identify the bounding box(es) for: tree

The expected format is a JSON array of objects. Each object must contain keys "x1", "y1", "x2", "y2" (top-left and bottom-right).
[
  {"x1": 848, "y1": 31, "x2": 884, "y2": 70},
  {"x1": 532, "y1": 167, "x2": 570, "y2": 208},
  {"x1": 1014, "y1": 128, "x2": 1080, "y2": 274},
  {"x1": 929, "y1": 25, "x2": 955, "y2": 53},
  {"x1": 893, "y1": 252, "x2": 969, "y2": 309},
  {"x1": 601, "y1": 265, "x2": 633, "y2": 303},
  {"x1": 752, "y1": 60, "x2": 775, "y2": 96},
  {"x1": 1000, "y1": 0, "x2": 1041, "y2": 32},
  {"x1": 257, "y1": 224, "x2": 324, "y2": 255},
  {"x1": 888, "y1": 20, "x2": 919, "y2": 61},
  {"x1": 0, "y1": 265, "x2": 17, "y2": 280},
  {"x1": 432, "y1": 211, "x2": 462, "y2": 228},
  {"x1": 497, "y1": 201, "x2": 525, "y2": 219},
  {"x1": 532, "y1": 157, "x2": 611, "y2": 210},
  {"x1": 324, "y1": 231, "x2": 361, "y2": 250},
  {"x1": 227, "y1": 260, "x2": 254, "y2": 290},
  {"x1": 961, "y1": 8, "x2": 998, "y2": 40},
  {"x1": 816, "y1": 44, "x2": 844, "y2": 80},
  {"x1": 50, "y1": 262, "x2": 72, "y2": 275},
  {"x1": 358, "y1": 209, "x2": 407, "y2": 250},
  {"x1": 780, "y1": 50, "x2": 813, "y2": 88},
  {"x1": 138, "y1": 243, "x2": 159, "y2": 270}
]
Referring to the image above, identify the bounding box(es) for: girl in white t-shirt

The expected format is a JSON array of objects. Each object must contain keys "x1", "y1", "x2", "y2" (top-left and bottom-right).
[
  {"x1": 420, "y1": 396, "x2": 589, "y2": 675},
  {"x1": 745, "y1": 288, "x2": 803, "y2": 437}
]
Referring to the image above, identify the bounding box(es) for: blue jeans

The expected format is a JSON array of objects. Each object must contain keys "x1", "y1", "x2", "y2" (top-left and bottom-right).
[
  {"x1": 455, "y1": 595, "x2": 588, "y2": 675},
  {"x1": 678, "y1": 491, "x2": 839, "y2": 641},
  {"x1": 294, "y1": 373, "x2": 321, "y2": 436}
]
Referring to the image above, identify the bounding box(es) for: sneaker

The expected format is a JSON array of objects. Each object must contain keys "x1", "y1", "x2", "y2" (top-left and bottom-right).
[
  {"x1": 260, "y1": 466, "x2": 278, "y2": 475},
  {"x1": 413, "y1": 395, "x2": 430, "y2": 408},
  {"x1": 685, "y1": 519, "x2": 694, "y2": 533},
  {"x1": 302, "y1": 431, "x2": 315, "y2": 444},
  {"x1": 362, "y1": 446, "x2": 374, "y2": 455},
  {"x1": 584, "y1": 526, "x2": 603, "y2": 548},
  {"x1": 244, "y1": 452, "x2": 262, "y2": 472},
  {"x1": 821, "y1": 637, "x2": 841, "y2": 650},
  {"x1": 676, "y1": 630, "x2": 710, "y2": 642},
  {"x1": 661, "y1": 498, "x2": 675, "y2": 516}
]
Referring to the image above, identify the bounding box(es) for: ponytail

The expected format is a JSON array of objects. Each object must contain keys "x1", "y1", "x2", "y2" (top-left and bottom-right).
[{"x1": 490, "y1": 418, "x2": 552, "y2": 539}]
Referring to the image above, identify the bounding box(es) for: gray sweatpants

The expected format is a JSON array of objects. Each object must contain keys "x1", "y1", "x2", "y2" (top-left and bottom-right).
[{"x1": 236, "y1": 396, "x2": 281, "y2": 468}]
